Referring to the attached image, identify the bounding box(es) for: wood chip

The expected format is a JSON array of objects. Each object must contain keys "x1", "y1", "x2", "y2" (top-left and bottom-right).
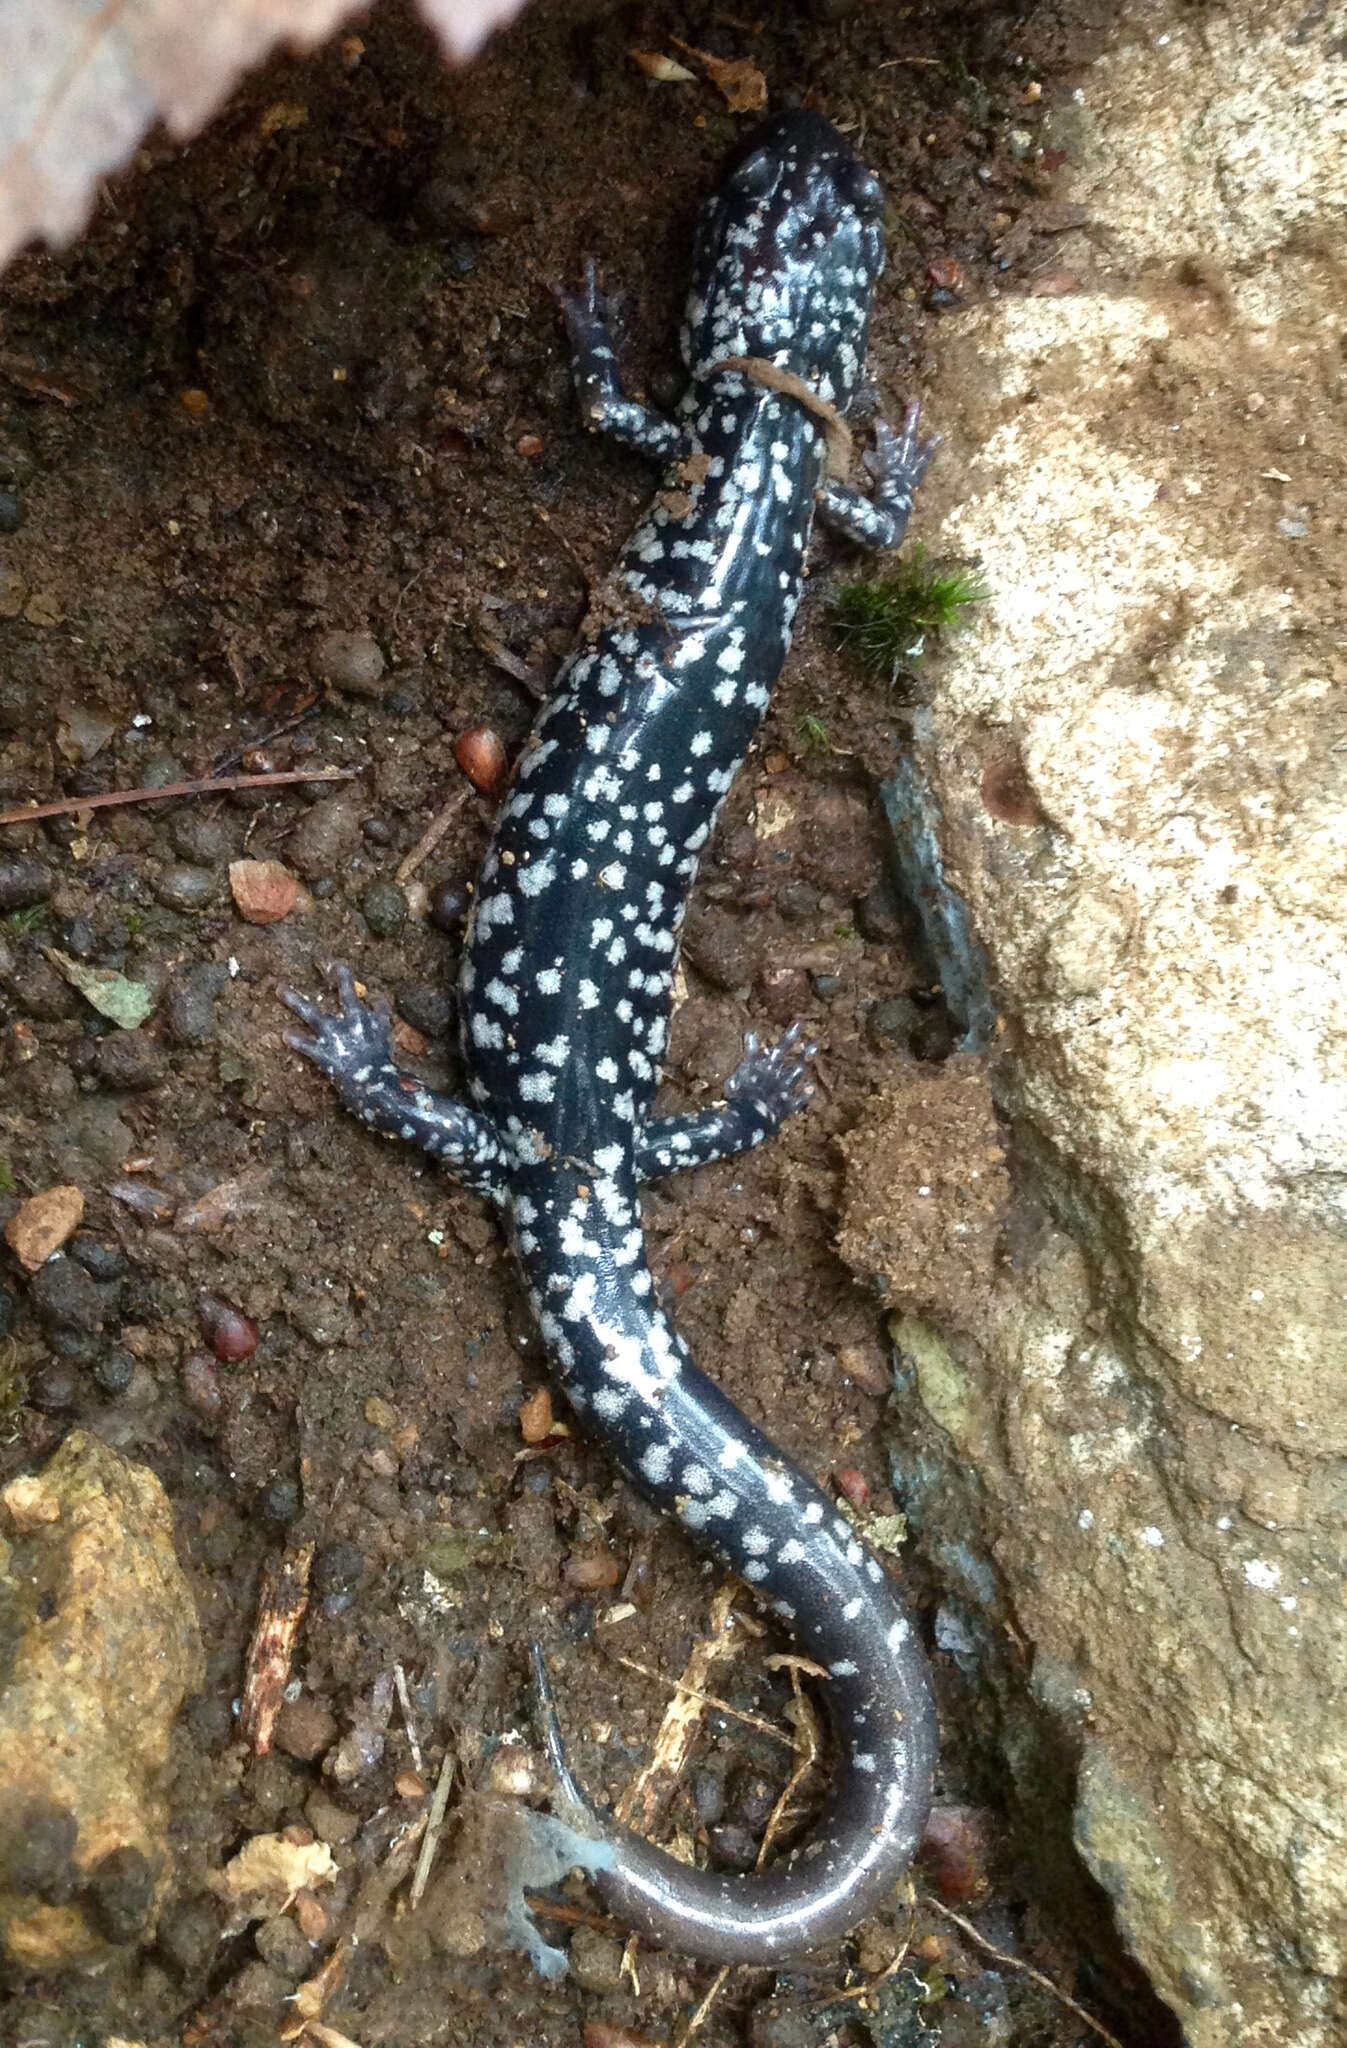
[{"x1": 239, "y1": 1542, "x2": 315, "y2": 1755}]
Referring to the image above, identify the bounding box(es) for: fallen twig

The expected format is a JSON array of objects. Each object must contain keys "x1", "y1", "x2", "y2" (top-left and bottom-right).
[
  {"x1": 927, "y1": 1898, "x2": 1127, "y2": 2048},
  {"x1": 0, "y1": 765, "x2": 354, "y2": 828},
  {"x1": 408, "y1": 1740, "x2": 456, "y2": 1910},
  {"x1": 394, "y1": 1662, "x2": 425, "y2": 1775},
  {"x1": 395, "y1": 784, "x2": 472, "y2": 885},
  {"x1": 613, "y1": 1652, "x2": 794, "y2": 1754}
]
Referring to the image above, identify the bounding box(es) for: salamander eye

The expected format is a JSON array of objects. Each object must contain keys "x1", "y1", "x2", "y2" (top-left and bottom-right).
[
  {"x1": 733, "y1": 148, "x2": 778, "y2": 199},
  {"x1": 846, "y1": 167, "x2": 885, "y2": 222}
]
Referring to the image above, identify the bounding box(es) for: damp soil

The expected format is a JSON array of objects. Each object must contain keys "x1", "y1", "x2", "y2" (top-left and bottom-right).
[{"x1": 0, "y1": 2, "x2": 1160, "y2": 2044}]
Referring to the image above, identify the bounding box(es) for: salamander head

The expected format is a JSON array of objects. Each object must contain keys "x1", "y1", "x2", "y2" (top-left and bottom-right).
[{"x1": 682, "y1": 109, "x2": 885, "y2": 409}]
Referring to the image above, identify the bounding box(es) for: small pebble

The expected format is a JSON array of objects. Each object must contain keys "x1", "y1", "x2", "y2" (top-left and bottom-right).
[
  {"x1": 311, "y1": 628, "x2": 387, "y2": 698},
  {"x1": 254, "y1": 1913, "x2": 313, "y2": 1979},
  {"x1": 46, "y1": 1325, "x2": 100, "y2": 1364},
  {"x1": 867, "y1": 994, "x2": 919, "y2": 1053},
  {"x1": 312, "y1": 1540, "x2": 365, "y2": 1609},
  {"x1": 727, "y1": 1769, "x2": 778, "y2": 1834},
  {"x1": 0, "y1": 488, "x2": 23, "y2": 533},
  {"x1": 171, "y1": 811, "x2": 234, "y2": 865},
  {"x1": 230, "y1": 857, "x2": 298, "y2": 925},
  {"x1": 92, "y1": 1347, "x2": 137, "y2": 1396},
  {"x1": 0, "y1": 857, "x2": 53, "y2": 912},
  {"x1": 707, "y1": 1821, "x2": 759, "y2": 1871},
  {"x1": 166, "y1": 961, "x2": 227, "y2": 1046},
  {"x1": 305, "y1": 1789, "x2": 359, "y2": 1845},
  {"x1": 157, "y1": 1895, "x2": 221, "y2": 1978},
  {"x1": 559, "y1": 1596, "x2": 594, "y2": 1642},
  {"x1": 855, "y1": 877, "x2": 905, "y2": 945},
  {"x1": 258, "y1": 1474, "x2": 301, "y2": 1526},
  {"x1": 919, "y1": 1802, "x2": 994, "y2": 1904},
  {"x1": 154, "y1": 864, "x2": 220, "y2": 912},
  {"x1": 748, "y1": 1999, "x2": 816, "y2": 2048},
  {"x1": 453, "y1": 725, "x2": 508, "y2": 795},
  {"x1": 290, "y1": 792, "x2": 362, "y2": 881},
  {"x1": 94, "y1": 1029, "x2": 167, "y2": 1091},
  {"x1": 567, "y1": 1925, "x2": 625, "y2": 1994},
  {"x1": 274, "y1": 1694, "x2": 339, "y2": 1763},
  {"x1": 690, "y1": 1768, "x2": 726, "y2": 1826},
  {"x1": 86, "y1": 1845, "x2": 155, "y2": 1944},
  {"x1": 809, "y1": 970, "x2": 843, "y2": 1000},
  {"x1": 427, "y1": 878, "x2": 470, "y2": 933},
  {"x1": 226, "y1": 1961, "x2": 293, "y2": 2011},
  {"x1": 29, "y1": 1252, "x2": 103, "y2": 1332},
  {"x1": 361, "y1": 815, "x2": 396, "y2": 847},
  {"x1": 180, "y1": 1350, "x2": 224, "y2": 1424},
  {"x1": 70, "y1": 1238, "x2": 126, "y2": 1281},
  {"x1": 23, "y1": 590, "x2": 62, "y2": 628},
  {"x1": 54, "y1": 915, "x2": 98, "y2": 960},
  {"x1": 360, "y1": 880, "x2": 408, "y2": 937},
  {"x1": 197, "y1": 1291, "x2": 258, "y2": 1362},
  {"x1": 396, "y1": 981, "x2": 452, "y2": 1039},
  {"x1": 775, "y1": 878, "x2": 819, "y2": 922},
  {"x1": 28, "y1": 1359, "x2": 78, "y2": 1412},
  {"x1": 832, "y1": 1465, "x2": 871, "y2": 1508}
]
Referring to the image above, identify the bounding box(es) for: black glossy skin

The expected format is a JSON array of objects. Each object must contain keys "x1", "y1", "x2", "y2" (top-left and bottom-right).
[{"x1": 285, "y1": 111, "x2": 939, "y2": 1966}]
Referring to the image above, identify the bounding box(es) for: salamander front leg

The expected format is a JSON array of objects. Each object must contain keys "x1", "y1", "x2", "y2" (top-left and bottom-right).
[
  {"x1": 556, "y1": 259, "x2": 690, "y2": 464},
  {"x1": 636, "y1": 1023, "x2": 819, "y2": 1179},
  {"x1": 818, "y1": 400, "x2": 940, "y2": 551},
  {"x1": 282, "y1": 964, "x2": 509, "y2": 1202}
]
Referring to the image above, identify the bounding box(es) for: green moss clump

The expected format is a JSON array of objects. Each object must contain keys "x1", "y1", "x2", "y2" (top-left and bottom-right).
[{"x1": 831, "y1": 546, "x2": 988, "y2": 685}]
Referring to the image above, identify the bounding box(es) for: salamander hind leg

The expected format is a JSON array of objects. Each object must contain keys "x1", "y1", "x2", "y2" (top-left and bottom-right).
[
  {"x1": 819, "y1": 399, "x2": 941, "y2": 551},
  {"x1": 636, "y1": 1023, "x2": 819, "y2": 1179},
  {"x1": 556, "y1": 258, "x2": 689, "y2": 464},
  {"x1": 282, "y1": 963, "x2": 508, "y2": 1199}
]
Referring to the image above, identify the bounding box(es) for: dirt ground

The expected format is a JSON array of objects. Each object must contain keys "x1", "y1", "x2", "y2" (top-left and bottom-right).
[{"x1": 0, "y1": 2, "x2": 1176, "y2": 2043}]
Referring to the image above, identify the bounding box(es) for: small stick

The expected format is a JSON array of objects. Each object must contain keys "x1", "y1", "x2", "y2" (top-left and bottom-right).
[
  {"x1": 928, "y1": 1899, "x2": 1127, "y2": 2048},
  {"x1": 394, "y1": 784, "x2": 472, "y2": 885},
  {"x1": 393, "y1": 1662, "x2": 424, "y2": 1775},
  {"x1": 613, "y1": 1653, "x2": 795, "y2": 1752},
  {"x1": 238, "y1": 1541, "x2": 315, "y2": 1754},
  {"x1": 0, "y1": 766, "x2": 354, "y2": 829},
  {"x1": 408, "y1": 1740, "x2": 457, "y2": 1910}
]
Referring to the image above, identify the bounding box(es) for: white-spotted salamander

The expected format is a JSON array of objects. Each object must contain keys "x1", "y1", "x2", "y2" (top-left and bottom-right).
[{"x1": 284, "y1": 110, "x2": 938, "y2": 1965}]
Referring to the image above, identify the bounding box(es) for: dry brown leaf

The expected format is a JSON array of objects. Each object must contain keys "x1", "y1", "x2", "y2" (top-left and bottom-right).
[
  {"x1": 671, "y1": 40, "x2": 768, "y2": 113},
  {"x1": 0, "y1": 0, "x2": 530, "y2": 273},
  {"x1": 210, "y1": 1831, "x2": 337, "y2": 1920},
  {"x1": 4, "y1": 1183, "x2": 84, "y2": 1271}
]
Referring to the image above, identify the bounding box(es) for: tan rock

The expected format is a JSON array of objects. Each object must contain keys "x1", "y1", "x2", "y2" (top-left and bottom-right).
[
  {"x1": 0, "y1": 1432, "x2": 203, "y2": 1968},
  {"x1": 4, "y1": 1183, "x2": 84, "y2": 1271}
]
